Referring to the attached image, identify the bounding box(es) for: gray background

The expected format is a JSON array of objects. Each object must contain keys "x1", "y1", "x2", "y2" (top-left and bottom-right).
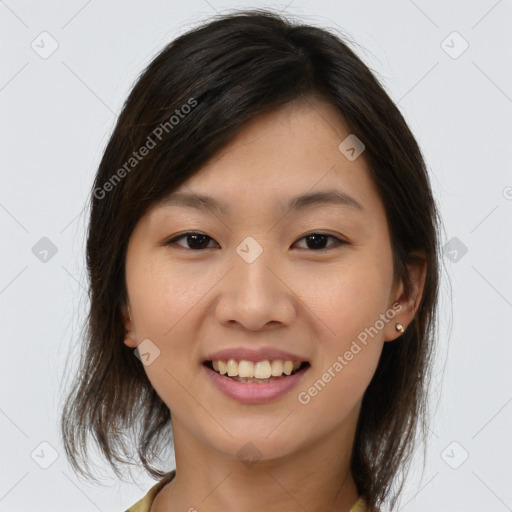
[{"x1": 1, "y1": 1, "x2": 511, "y2": 510}]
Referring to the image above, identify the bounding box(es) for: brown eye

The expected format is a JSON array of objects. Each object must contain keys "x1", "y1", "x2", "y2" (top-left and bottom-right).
[
  {"x1": 164, "y1": 231, "x2": 346, "y2": 252},
  {"x1": 293, "y1": 233, "x2": 346, "y2": 251},
  {"x1": 165, "y1": 232, "x2": 218, "y2": 250}
]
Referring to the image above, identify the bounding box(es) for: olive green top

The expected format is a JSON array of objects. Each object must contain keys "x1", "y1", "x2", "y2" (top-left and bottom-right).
[{"x1": 125, "y1": 470, "x2": 368, "y2": 512}]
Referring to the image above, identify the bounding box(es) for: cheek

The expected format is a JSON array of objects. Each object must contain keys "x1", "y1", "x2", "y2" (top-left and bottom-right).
[
  {"x1": 300, "y1": 259, "x2": 393, "y2": 346},
  {"x1": 295, "y1": 257, "x2": 391, "y2": 408},
  {"x1": 297, "y1": 268, "x2": 388, "y2": 420},
  {"x1": 125, "y1": 262, "x2": 205, "y2": 380},
  {"x1": 129, "y1": 260, "x2": 217, "y2": 339},
  {"x1": 126, "y1": 259, "x2": 233, "y2": 395}
]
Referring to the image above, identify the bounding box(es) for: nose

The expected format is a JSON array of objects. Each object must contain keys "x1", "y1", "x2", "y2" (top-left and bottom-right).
[{"x1": 214, "y1": 245, "x2": 296, "y2": 332}]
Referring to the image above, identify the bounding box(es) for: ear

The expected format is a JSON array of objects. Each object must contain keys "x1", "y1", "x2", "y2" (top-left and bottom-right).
[
  {"x1": 122, "y1": 304, "x2": 138, "y2": 348},
  {"x1": 384, "y1": 252, "x2": 427, "y2": 342}
]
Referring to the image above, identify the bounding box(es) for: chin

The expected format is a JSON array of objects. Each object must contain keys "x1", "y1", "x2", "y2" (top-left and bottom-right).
[{"x1": 202, "y1": 428, "x2": 302, "y2": 465}]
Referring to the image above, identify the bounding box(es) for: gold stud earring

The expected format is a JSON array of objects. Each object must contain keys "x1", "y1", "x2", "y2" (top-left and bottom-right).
[{"x1": 395, "y1": 323, "x2": 405, "y2": 333}]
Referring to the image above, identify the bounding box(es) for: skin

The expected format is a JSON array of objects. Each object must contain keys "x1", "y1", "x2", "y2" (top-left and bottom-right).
[{"x1": 123, "y1": 96, "x2": 426, "y2": 512}]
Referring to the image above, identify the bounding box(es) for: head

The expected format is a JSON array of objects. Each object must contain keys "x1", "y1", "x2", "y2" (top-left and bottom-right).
[{"x1": 60, "y1": 9, "x2": 440, "y2": 511}]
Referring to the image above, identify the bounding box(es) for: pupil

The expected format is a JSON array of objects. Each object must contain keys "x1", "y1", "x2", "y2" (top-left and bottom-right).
[
  {"x1": 188, "y1": 234, "x2": 209, "y2": 249},
  {"x1": 307, "y1": 234, "x2": 327, "y2": 250}
]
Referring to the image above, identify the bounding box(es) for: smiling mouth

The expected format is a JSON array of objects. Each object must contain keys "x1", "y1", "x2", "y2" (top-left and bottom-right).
[{"x1": 203, "y1": 359, "x2": 311, "y2": 383}]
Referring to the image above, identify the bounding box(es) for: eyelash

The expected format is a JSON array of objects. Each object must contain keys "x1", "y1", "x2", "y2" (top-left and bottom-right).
[{"x1": 163, "y1": 231, "x2": 347, "y2": 252}]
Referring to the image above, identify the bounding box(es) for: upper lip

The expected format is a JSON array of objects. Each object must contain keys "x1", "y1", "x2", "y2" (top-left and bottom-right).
[{"x1": 204, "y1": 346, "x2": 309, "y2": 363}]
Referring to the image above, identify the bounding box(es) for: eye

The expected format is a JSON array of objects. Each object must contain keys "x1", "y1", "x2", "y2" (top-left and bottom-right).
[
  {"x1": 164, "y1": 232, "x2": 218, "y2": 250},
  {"x1": 293, "y1": 232, "x2": 346, "y2": 251},
  {"x1": 164, "y1": 231, "x2": 346, "y2": 252}
]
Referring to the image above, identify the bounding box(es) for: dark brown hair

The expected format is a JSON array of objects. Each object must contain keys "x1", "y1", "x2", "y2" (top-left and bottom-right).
[{"x1": 60, "y1": 9, "x2": 441, "y2": 511}]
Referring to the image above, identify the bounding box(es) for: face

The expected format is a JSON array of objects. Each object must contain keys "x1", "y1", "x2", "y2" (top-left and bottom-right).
[{"x1": 123, "y1": 96, "x2": 416, "y2": 464}]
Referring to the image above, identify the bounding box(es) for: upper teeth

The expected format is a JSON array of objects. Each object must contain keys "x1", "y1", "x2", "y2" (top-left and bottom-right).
[{"x1": 211, "y1": 359, "x2": 301, "y2": 379}]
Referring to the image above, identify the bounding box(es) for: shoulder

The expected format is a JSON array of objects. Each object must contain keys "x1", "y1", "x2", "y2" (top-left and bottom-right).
[{"x1": 124, "y1": 470, "x2": 176, "y2": 512}]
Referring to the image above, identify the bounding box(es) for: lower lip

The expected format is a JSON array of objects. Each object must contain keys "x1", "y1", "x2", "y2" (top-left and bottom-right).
[{"x1": 202, "y1": 363, "x2": 310, "y2": 404}]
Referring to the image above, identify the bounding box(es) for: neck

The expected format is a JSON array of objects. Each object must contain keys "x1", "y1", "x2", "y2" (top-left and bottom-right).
[{"x1": 151, "y1": 409, "x2": 361, "y2": 512}]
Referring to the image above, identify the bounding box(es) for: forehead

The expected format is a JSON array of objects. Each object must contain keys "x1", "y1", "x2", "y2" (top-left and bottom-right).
[{"x1": 155, "y1": 98, "x2": 384, "y2": 221}]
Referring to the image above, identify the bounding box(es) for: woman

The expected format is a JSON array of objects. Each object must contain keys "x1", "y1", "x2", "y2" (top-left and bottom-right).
[{"x1": 60, "y1": 9, "x2": 441, "y2": 512}]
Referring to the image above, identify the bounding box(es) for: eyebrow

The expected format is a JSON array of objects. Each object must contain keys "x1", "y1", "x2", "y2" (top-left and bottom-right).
[{"x1": 159, "y1": 189, "x2": 364, "y2": 215}]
